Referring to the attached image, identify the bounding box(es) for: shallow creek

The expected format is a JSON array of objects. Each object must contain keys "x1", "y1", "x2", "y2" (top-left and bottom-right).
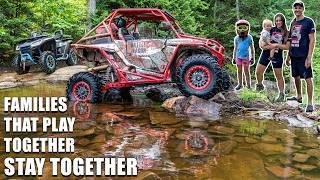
[{"x1": 0, "y1": 84, "x2": 319, "y2": 179}]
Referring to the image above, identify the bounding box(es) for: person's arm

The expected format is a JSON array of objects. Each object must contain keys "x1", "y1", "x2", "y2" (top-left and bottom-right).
[
  {"x1": 259, "y1": 37, "x2": 276, "y2": 50},
  {"x1": 276, "y1": 41, "x2": 290, "y2": 50},
  {"x1": 233, "y1": 37, "x2": 237, "y2": 60},
  {"x1": 306, "y1": 32, "x2": 315, "y2": 68},
  {"x1": 285, "y1": 41, "x2": 291, "y2": 66},
  {"x1": 250, "y1": 37, "x2": 255, "y2": 63}
]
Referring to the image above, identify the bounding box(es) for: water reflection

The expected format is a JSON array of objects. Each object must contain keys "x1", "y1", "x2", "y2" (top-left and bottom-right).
[{"x1": 0, "y1": 85, "x2": 320, "y2": 179}]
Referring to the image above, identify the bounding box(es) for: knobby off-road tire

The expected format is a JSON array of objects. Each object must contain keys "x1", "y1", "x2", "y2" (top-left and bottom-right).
[
  {"x1": 221, "y1": 68, "x2": 231, "y2": 92},
  {"x1": 100, "y1": 66, "x2": 132, "y2": 102},
  {"x1": 66, "y1": 72, "x2": 102, "y2": 103},
  {"x1": 40, "y1": 51, "x2": 56, "y2": 74},
  {"x1": 176, "y1": 54, "x2": 222, "y2": 99},
  {"x1": 12, "y1": 55, "x2": 30, "y2": 74},
  {"x1": 66, "y1": 49, "x2": 78, "y2": 66}
]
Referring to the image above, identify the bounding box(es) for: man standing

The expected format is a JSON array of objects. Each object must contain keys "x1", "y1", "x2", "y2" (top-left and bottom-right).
[{"x1": 286, "y1": 1, "x2": 316, "y2": 112}]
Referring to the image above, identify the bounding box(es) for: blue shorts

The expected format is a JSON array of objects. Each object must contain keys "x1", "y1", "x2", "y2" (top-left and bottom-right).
[
  {"x1": 258, "y1": 50, "x2": 283, "y2": 68},
  {"x1": 290, "y1": 56, "x2": 313, "y2": 79}
]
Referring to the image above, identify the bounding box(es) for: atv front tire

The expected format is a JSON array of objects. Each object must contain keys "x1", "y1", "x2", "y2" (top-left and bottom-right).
[
  {"x1": 176, "y1": 54, "x2": 222, "y2": 99},
  {"x1": 40, "y1": 51, "x2": 56, "y2": 74},
  {"x1": 66, "y1": 49, "x2": 78, "y2": 66},
  {"x1": 12, "y1": 55, "x2": 30, "y2": 74},
  {"x1": 66, "y1": 72, "x2": 102, "y2": 103}
]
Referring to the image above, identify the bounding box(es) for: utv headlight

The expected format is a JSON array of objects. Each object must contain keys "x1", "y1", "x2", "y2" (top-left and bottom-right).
[{"x1": 16, "y1": 46, "x2": 20, "y2": 51}]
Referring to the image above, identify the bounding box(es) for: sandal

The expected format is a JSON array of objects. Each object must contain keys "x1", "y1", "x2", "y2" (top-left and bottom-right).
[{"x1": 286, "y1": 96, "x2": 302, "y2": 103}]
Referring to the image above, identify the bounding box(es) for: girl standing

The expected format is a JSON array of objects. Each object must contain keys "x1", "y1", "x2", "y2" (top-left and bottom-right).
[{"x1": 233, "y1": 20, "x2": 255, "y2": 90}]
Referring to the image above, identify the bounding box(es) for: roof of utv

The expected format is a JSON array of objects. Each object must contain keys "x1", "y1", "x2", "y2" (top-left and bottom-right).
[{"x1": 110, "y1": 8, "x2": 176, "y2": 21}]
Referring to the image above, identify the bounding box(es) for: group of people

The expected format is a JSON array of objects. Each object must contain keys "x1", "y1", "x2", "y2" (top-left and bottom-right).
[{"x1": 232, "y1": 1, "x2": 316, "y2": 112}]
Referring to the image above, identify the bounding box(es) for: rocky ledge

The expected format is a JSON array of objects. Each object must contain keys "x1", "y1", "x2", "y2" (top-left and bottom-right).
[
  {"x1": 161, "y1": 91, "x2": 320, "y2": 134},
  {"x1": 0, "y1": 65, "x2": 88, "y2": 89}
]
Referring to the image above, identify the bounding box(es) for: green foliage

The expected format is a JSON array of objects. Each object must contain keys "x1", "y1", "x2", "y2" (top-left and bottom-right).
[
  {"x1": 238, "y1": 89, "x2": 268, "y2": 102},
  {"x1": 0, "y1": 0, "x2": 319, "y2": 102},
  {"x1": 239, "y1": 120, "x2": 267, "y2": 136}
]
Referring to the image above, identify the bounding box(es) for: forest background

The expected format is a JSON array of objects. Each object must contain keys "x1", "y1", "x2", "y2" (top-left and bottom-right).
[{"x1": 0, "y1": 0, "x2": 319, "y2": 101}]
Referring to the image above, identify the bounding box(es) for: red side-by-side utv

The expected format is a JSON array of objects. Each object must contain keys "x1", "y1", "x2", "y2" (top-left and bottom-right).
[{"x1": 66, "y1": 8, "x2": 230, "y2": 102}]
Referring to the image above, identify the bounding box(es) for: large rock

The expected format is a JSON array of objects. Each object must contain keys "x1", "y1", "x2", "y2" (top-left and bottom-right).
[
  {"x1": 185, "y1": 96, "x2": 222, "y2": 117},
  {"x1": 244, "y1": 137, "x2": 259, "y2": 144},
  {"x1": 265, "y1": 166, "x2": 300, "y2": 178},
  {"x1": 208, "y1": 126, "x2": 235, "y2": 135},
  {"x1": 0, "y1": 81, "x2": 19, "y2": 89},
  {"x1": 46, "y1": 65, "x2": 88, "y2": 83},
  {"x1": 293, "y1": 164, "x2": 317, "y2": 171},
  {"x1": 292, "y1": 153, "x2": 310, "y2": 163},
  {"x1": 306, "y1": 149, "x2": 320, "y2": 159},
  {"x1": 253, "y1": 143, "x2": 286, "y2": 155},
  {"x1": 162, "y1": 96, "x2": 188, "y2": 112},
  {"x1": 211, "y1": 140, "x2": 237, "y2": 155},
  {"x1": 149, "y1": 111, "x2": 181, "y2": 125},
  {"x1": 261, "y1": 135, "x2": 278, "y2": 143},
  {"x1": 277, "y1": 114, "x2": 315, "y2": 128},
  {"x1": 0, "y1": 65, "x2": 88, "y2": 89},
  {"x1": 197, "y1": 150, "x2": 269, "y2": 179},
  {"x1": 162, "y1": 96, "x2": 222, "y2": 118}
]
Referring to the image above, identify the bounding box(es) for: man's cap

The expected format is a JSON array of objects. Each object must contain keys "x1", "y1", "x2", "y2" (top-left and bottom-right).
[{"x1": 293, "y1": 1, "x2": 304, "y2": 8}]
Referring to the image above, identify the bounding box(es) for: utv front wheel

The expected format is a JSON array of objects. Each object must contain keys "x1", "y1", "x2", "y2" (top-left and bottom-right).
[
  {"x1": 40, "y1": 51, "x2": 56, "y2": 74},
  {"x1": 176, "y1": 55, "x2": 222, "y2": 99},
  {"x1": 221, "y1": 69, "x2": 231, "y2": 92},
  {"x1": 66, "y1": 49, "x2": 78, "y2": 66},
  {"x1": 66, "y1": 72, "x2": 101, "y2": 103},
  {"x1": 12, "y1": 55, "x2": 30, "y2": 74}
]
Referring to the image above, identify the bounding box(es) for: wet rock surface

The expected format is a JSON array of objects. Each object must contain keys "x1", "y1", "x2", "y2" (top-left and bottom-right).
[
  {"x1": 1, "y1": 84, "x2": 320, "y2": 179},
  {"x1": 211, "y1": 140, "x2": 237, "y2": 155},
  {"x1": 253, "y1": 143, "x2": 286, "y2": 155},
  {"x1": 265, "y1": 166, "x2": 301, "y2": 178},
  {"x1": 292, "y1": 153, "x2": 311, "y2": 163},
  {"x1": 0, "y1": 65, "x2": 88, "y2": 89},
  {"x1": 162, "y1": 95, "x2": 222, "y2": 118}
]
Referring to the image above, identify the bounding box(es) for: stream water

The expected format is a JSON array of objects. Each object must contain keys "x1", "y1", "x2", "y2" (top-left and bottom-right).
[{"x1": 0, "y1": 83, "x2": 319, "y2": 179}]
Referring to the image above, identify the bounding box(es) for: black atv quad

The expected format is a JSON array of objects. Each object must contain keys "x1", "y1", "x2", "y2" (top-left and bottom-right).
[{"x1": 13, "y1": 30, "x2": 78, "y2": 74}]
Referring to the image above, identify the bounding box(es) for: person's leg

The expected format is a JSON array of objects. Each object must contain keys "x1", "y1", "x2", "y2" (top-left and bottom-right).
[
  {"x1": 255, "y1": 64, "x2": 266, "y2": 84},
  {"x1": 244, "y1": 64, "x2": 251, "y2": 88},
  {"x1": 235, "y1": 64, "x2": 243, "y2": 90},
  {"x1": 305, "y1": 78, "x2": 313, "y2": 105},
  {"x1": 294, "y1": 76, "x2": 302, "y2": 99},
  {"x1": 287, "y1": 57, "x2": 302, "y2": 102},
  {"x1": 273, "y1": 68, "x2": 285, "y2": 102},
  {"x1": 255, "y1": 63, "x2": 267, "y2": 91},
  {"x1": 273, "y1": 68, "x2": 285, "y2": 93}
]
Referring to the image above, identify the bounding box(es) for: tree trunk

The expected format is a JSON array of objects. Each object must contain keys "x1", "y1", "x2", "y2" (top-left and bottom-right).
[
  {"x1": 236, "y1": 0, "x2": 240, "y2": 20},
  {"x1": 87, "y1": 0, "x2": 96, "y2": 31},
  {"x1": 213, "y1": 0, "x2": 217, "y2": 27}
]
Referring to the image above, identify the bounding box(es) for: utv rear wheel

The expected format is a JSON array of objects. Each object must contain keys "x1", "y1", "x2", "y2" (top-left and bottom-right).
[
  {"x1": 40, "y1": 51, "x2": 56, "y2": 74},
  {"x1": 12, "y1": 55, "x2": 30, "y2": 74},
  {"x1": 221, "y1": 69, "x2": 231, "y2": 91},
  {"x1": 66, "y1": 72, "x2": 102, "y2": 103},
  {"x1": 176, "y1": 55, "x2": 222, "y2": 99},
  {"x1": 66, "y1": 49, "x2": 78, "y2": 66}
]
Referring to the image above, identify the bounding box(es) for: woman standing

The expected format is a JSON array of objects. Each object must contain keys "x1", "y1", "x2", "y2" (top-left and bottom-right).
[{"x1": 255, "y1": 13, "x2": 289, "y2": 102}]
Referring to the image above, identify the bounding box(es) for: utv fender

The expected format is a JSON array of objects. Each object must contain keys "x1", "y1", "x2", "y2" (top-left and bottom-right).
[{"x1": 170, "y1": 46, "x2": 215, "y2": 81}]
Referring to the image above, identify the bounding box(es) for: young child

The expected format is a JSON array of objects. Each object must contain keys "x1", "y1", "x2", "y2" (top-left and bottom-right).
[
  {"x1": 233, "y1": 19, "x2": 255, "y2": 90},
  {"x1": 260, "y1": 19, "x2": 277, "y2": 62}
]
